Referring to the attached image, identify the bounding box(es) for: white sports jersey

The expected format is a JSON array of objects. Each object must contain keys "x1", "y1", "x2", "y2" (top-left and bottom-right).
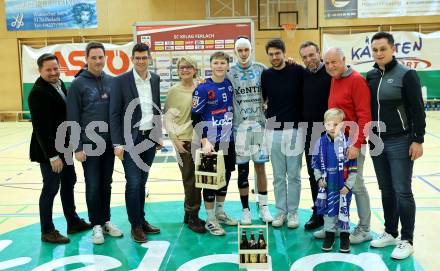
[{"x1": 228, "y1": 61, "x2": 267, "y2": 128}]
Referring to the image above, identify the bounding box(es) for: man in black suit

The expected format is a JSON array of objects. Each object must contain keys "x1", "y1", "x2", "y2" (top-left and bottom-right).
[
  {"x1": 110, "y1": 43, "x2": 162, "y2": 243},
  {"x1": 28, "y1": 53, "x2": 91, "y2": 244}
]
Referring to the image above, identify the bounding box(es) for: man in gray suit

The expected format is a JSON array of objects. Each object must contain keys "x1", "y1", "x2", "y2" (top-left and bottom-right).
[{"x1": 110, "y1": 43, "x2": 162, "y2": 243}]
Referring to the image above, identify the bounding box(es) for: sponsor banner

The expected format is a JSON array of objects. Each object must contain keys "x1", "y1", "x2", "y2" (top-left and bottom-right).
[
  {"x1": 22, "y1": 42, "x2": 134, "y2": 83},
  {"x1": 5, "y1": 0, "x2": 97, "y2": 31},
  {"x1": 323, "y1": 31, "x2": 440, "y2": 99},
  {"x1": 324, "y1": 0, "x2": 358, "y2": 19},
  {"x1": 134, "y1": 19, "x2": 253, "y2": 95},
  {"x1": 21, "y1": 42, "x2": 134, "y2": 114},
  {"x1": 135, "y1": 21, "x2": 252, "y2": 53},
  {"x1": 358, "y1": 0, "x2": 440, "y2": 18},
  {"x1": 324, "y1": 0, "x2": 440, "y2": 19}
]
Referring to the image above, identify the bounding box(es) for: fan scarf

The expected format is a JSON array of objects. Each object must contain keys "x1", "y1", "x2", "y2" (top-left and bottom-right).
[{"x1": 313, "y1": 133, "x2": 353, "y2": 230}]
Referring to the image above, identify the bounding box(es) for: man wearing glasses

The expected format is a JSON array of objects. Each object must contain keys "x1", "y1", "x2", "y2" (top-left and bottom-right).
[{"x1": 110, "y1": 43, "x2": 162, "y2": 243}]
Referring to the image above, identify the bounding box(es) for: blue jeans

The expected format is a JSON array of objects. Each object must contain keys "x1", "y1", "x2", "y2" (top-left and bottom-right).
[
  {"x1": 371, "y1": 134, "x2": 415, "y2": 242},
  {"x1": 82, "y1": 142, "x2": 115, "y2": 226},
  {"x1": 39, "y1": 162, "x2": 80, "y2": 233},
  {"x1": 268, "y1": 129, "x2": 303, "y2": 215},
  {"x1": 122, "y1": 133, "x2": 156, "y2": 228}
]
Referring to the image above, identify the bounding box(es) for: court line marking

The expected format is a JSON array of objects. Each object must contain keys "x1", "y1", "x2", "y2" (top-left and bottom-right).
[
  {"x1": 417, "y1": 176, "x2": 440, "y2": 193},
  {"x1": 0, "y1": 205, "x2": 29, "y2": 225},
  {"x1": 0, "y1": 140, "x2": 29, "y2": 153},
  {"x1": 372, "y1": 209, "x2": 385, "y2": 224},
  {"x1": 426, "y1": 131, "x2": 440, "y2": 140}
]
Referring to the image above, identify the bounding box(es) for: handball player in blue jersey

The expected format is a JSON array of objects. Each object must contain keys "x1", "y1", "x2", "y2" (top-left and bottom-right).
[{"x1": 192, "y1": 51, "x2": 237, "y2": 236}]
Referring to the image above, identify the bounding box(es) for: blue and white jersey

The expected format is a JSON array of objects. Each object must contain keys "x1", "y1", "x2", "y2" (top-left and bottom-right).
[
  {"x1": 228, "y1": 62, "x2": 266, "y2": 128},
  {"x1": 192, "y1": 78, "x2": 234, "y2": 143}
]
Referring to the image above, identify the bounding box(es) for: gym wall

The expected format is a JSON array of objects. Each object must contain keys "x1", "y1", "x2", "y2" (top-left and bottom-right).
[{"x1": 1, "y1": 0, "x2": 440, "y2": 111}]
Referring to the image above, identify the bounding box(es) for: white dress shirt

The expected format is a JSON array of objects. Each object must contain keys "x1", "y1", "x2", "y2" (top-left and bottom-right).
[{"x1": 133, "y1": 69, "x2": 154, "y2": 130}]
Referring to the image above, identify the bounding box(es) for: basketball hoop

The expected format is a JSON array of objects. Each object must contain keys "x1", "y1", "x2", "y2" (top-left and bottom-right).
[{"x1": 281, "y1": 23, "x2": 297, "y2": 40}]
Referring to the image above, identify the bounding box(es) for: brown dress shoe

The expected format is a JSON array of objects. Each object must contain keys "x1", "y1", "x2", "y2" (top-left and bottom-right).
[
  {"x1": 188, "y1": 214, "x2": 207, "y2": 234},
  {"x1": 142, "y1": 220, "x2": 160, "y2": 234},
  {"x1": 131, "y1": 226, "x2": 147, "y2": 243},
  {"x1": 67, "y1": 219, "x2": 93, "y2": 234},
  {"x1": 41, "y1": 230, "x2": 70, "y2": 244}
]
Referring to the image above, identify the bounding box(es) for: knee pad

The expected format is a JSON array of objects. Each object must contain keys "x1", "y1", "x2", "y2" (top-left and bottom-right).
[
  {"x1": 216, "y1": 171, "x2": 232, "y2": 196},
  {"x1": 203, "y1": 189, "x2": 216, "y2": 202},
  {"x1": 237, "y1": 163, "x2": 250, "y2": 189}
]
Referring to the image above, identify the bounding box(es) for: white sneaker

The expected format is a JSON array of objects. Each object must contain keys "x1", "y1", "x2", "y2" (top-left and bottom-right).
[
  {"x1": 103, "y1": 221, "x2": 123, "y2": 237},
  {"x1": 205, "y1": 219, "x2": 225, "y2": 236},
  {"x1": 350, "y1": 227, "x2": 372, "y2": 244},
  {"x1": 370, "y1": 232, "x2": 397, "y2": 248},
  {"x1": 314, "y1": 228, "x2": 340, "y2": 239},
  {"x1": 391, "y1": 240, "x2": 414, "y2": 260},
  {"x1": 259, "y1": 205, "x2": 273, "y2": 223},
  {"x1": 92, "y1": 225, "x2": 104, "y2": 245},
  {"x1": 287, "y1": 213, "x2": 299, "y2": 228},
  {"x1": 241, "y1": 208, "x2": 252, "y2": 225},
  {"x1": 272, "y1": 213, "x2": 287, "y2": 228},
  {"x1": 216, "y1": 211, "x2": 238, "y2": 226}
]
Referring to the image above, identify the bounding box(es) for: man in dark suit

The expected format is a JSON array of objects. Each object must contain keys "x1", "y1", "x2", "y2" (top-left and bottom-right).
[
  {"x1": 28, "y1": 53, "x2": 91, "y2": 244},
  {"x1": 110, "y1": 43, "x2": 162, "y2": 243}
]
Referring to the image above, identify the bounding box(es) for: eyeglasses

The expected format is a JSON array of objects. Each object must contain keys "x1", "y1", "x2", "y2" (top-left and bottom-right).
[
  {"x1": 178, "y1": 66, "x2": 194, "y2": 71},
  {"x1": 134, "y1": 56, "x2": 149, "y2": 61}
]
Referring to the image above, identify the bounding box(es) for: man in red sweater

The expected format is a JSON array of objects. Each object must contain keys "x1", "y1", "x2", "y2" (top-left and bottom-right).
[{"x1": 323, "y1": 47, "x2": 372, "y2": 244}]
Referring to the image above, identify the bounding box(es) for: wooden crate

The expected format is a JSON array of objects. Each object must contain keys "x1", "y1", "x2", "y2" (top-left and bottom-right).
[
  {"x1": 194, "y1": 149, "x2": 226, "y2": 190},
  {"x1": 238, "y1": 223, "x2": 269, "y2": 269}
]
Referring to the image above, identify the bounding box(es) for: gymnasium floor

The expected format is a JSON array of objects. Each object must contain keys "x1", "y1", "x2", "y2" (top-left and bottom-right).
[{"x1": 0, "y1": 112, "x2": 439, "y2": 270}]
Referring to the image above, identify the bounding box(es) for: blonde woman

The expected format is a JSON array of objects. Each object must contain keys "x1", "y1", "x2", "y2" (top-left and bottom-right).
[{"x1": 164, "y1": 57, "x2": 205, "y2": 233}]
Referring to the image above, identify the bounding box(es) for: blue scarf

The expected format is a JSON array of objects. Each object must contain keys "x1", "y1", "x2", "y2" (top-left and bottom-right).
[{"x1": 314, "y1": 133, "x2": 352, "y2": 230}]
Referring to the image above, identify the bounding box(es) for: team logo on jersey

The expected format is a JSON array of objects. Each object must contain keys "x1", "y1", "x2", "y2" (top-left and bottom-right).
[
  {"x1": 211, "y1": 108, "x2": 227, "y2": 115},
  {"x1": 386, "y1": 78, "x2": 394, "y2": 84},
  {"x1": 192, "y1": 96, "x2": 200, "y2": 107},
  {"x1": 208, "y1": 90, "x2": 216, "y2": 100}
]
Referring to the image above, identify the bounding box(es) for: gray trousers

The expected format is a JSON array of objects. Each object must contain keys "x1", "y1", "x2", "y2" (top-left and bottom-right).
[
  {"x1": 351, "y1": 149, "x2": 371, "y2": 231},
  {"x1": 324, "y1": 215, "x2": 350, "y2": 233}
]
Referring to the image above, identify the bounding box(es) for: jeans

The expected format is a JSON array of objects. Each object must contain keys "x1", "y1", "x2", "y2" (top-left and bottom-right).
[
  {"x1": 39, "y1": 162, "x2": 80, "y2": 233},
  {"x1": 268, "y1": 129, "x2": 303, "y2": 215},
  {"x1": 123, "y1": 133, "x2": 156, "y2": 228},
  {"x1": 82, "y1": 141, "x2": 115, "y2": 226},
  {"x1": 371, "y1": 134, "x2": 415, "y2": 242},
  {"x1": 304, "y1": 124, "x2": 322, "y2": 215}
]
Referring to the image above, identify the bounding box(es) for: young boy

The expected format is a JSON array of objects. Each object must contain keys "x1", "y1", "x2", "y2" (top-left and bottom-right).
[
  {"x1": 312, "y1": 108, "x2": 357, "y2": 253},
  {"x1": 191, "y1": 51, "x2": 237, "y2": 236}
]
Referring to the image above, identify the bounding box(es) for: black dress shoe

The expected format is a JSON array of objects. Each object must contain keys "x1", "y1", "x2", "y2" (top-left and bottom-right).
[
  {"x1": 304, "y1": 214, "x2": 324, "y2": 230},
  {"x1": 142, "y1": 220, "x2": 160, "y2": 234},
  {"x1": 67, "y1": 219, "x2": 93, "y2": 234}
]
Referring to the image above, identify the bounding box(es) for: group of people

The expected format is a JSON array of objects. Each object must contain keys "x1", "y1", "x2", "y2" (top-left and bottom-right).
[{"x1": 28, "y1": 31, "x2": 425, "y2": 261}]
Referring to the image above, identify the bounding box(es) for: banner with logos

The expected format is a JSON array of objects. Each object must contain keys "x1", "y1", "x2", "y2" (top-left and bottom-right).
[
  {"x1": 323, "y1": 31, "x2": 440, "y2": 99},
  {"x1": 324, "y1": 0, "x2": 440, "y2": 19},
  {"x1": 5, "y1": 0, "x2": 97, "y2": 31},
  {"x1": 21, "y1": 42, "x2": 134, "y2": 113},
  {"x1": 134, "y1": 19, "x2": 253, "y2": 92}
]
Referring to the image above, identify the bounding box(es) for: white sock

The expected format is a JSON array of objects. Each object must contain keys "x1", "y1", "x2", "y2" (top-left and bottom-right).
[
  {"x1": 259, "y1": 194, "x2": 268, "y2": 206},
  {"x1": 206, "y1": 209, "x2": 215, "y2": 221},
  {"x1": 216, "y1": 202, "x2": 224, "y2": 214}
]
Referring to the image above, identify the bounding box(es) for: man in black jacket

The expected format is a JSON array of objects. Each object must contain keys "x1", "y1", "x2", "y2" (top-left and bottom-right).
[
  {"x1": 109, "y1": 43, "x2": 162, "y2": 243},
  {"x1": 367, "y1": 32, "x2": 425, "y2": 260},
  {"x1": 28, "y1": 53, "x2": 91, "y2": 244},
  {"x1": 299, "y1": 41, "x2": 331, "y2": 231}
]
